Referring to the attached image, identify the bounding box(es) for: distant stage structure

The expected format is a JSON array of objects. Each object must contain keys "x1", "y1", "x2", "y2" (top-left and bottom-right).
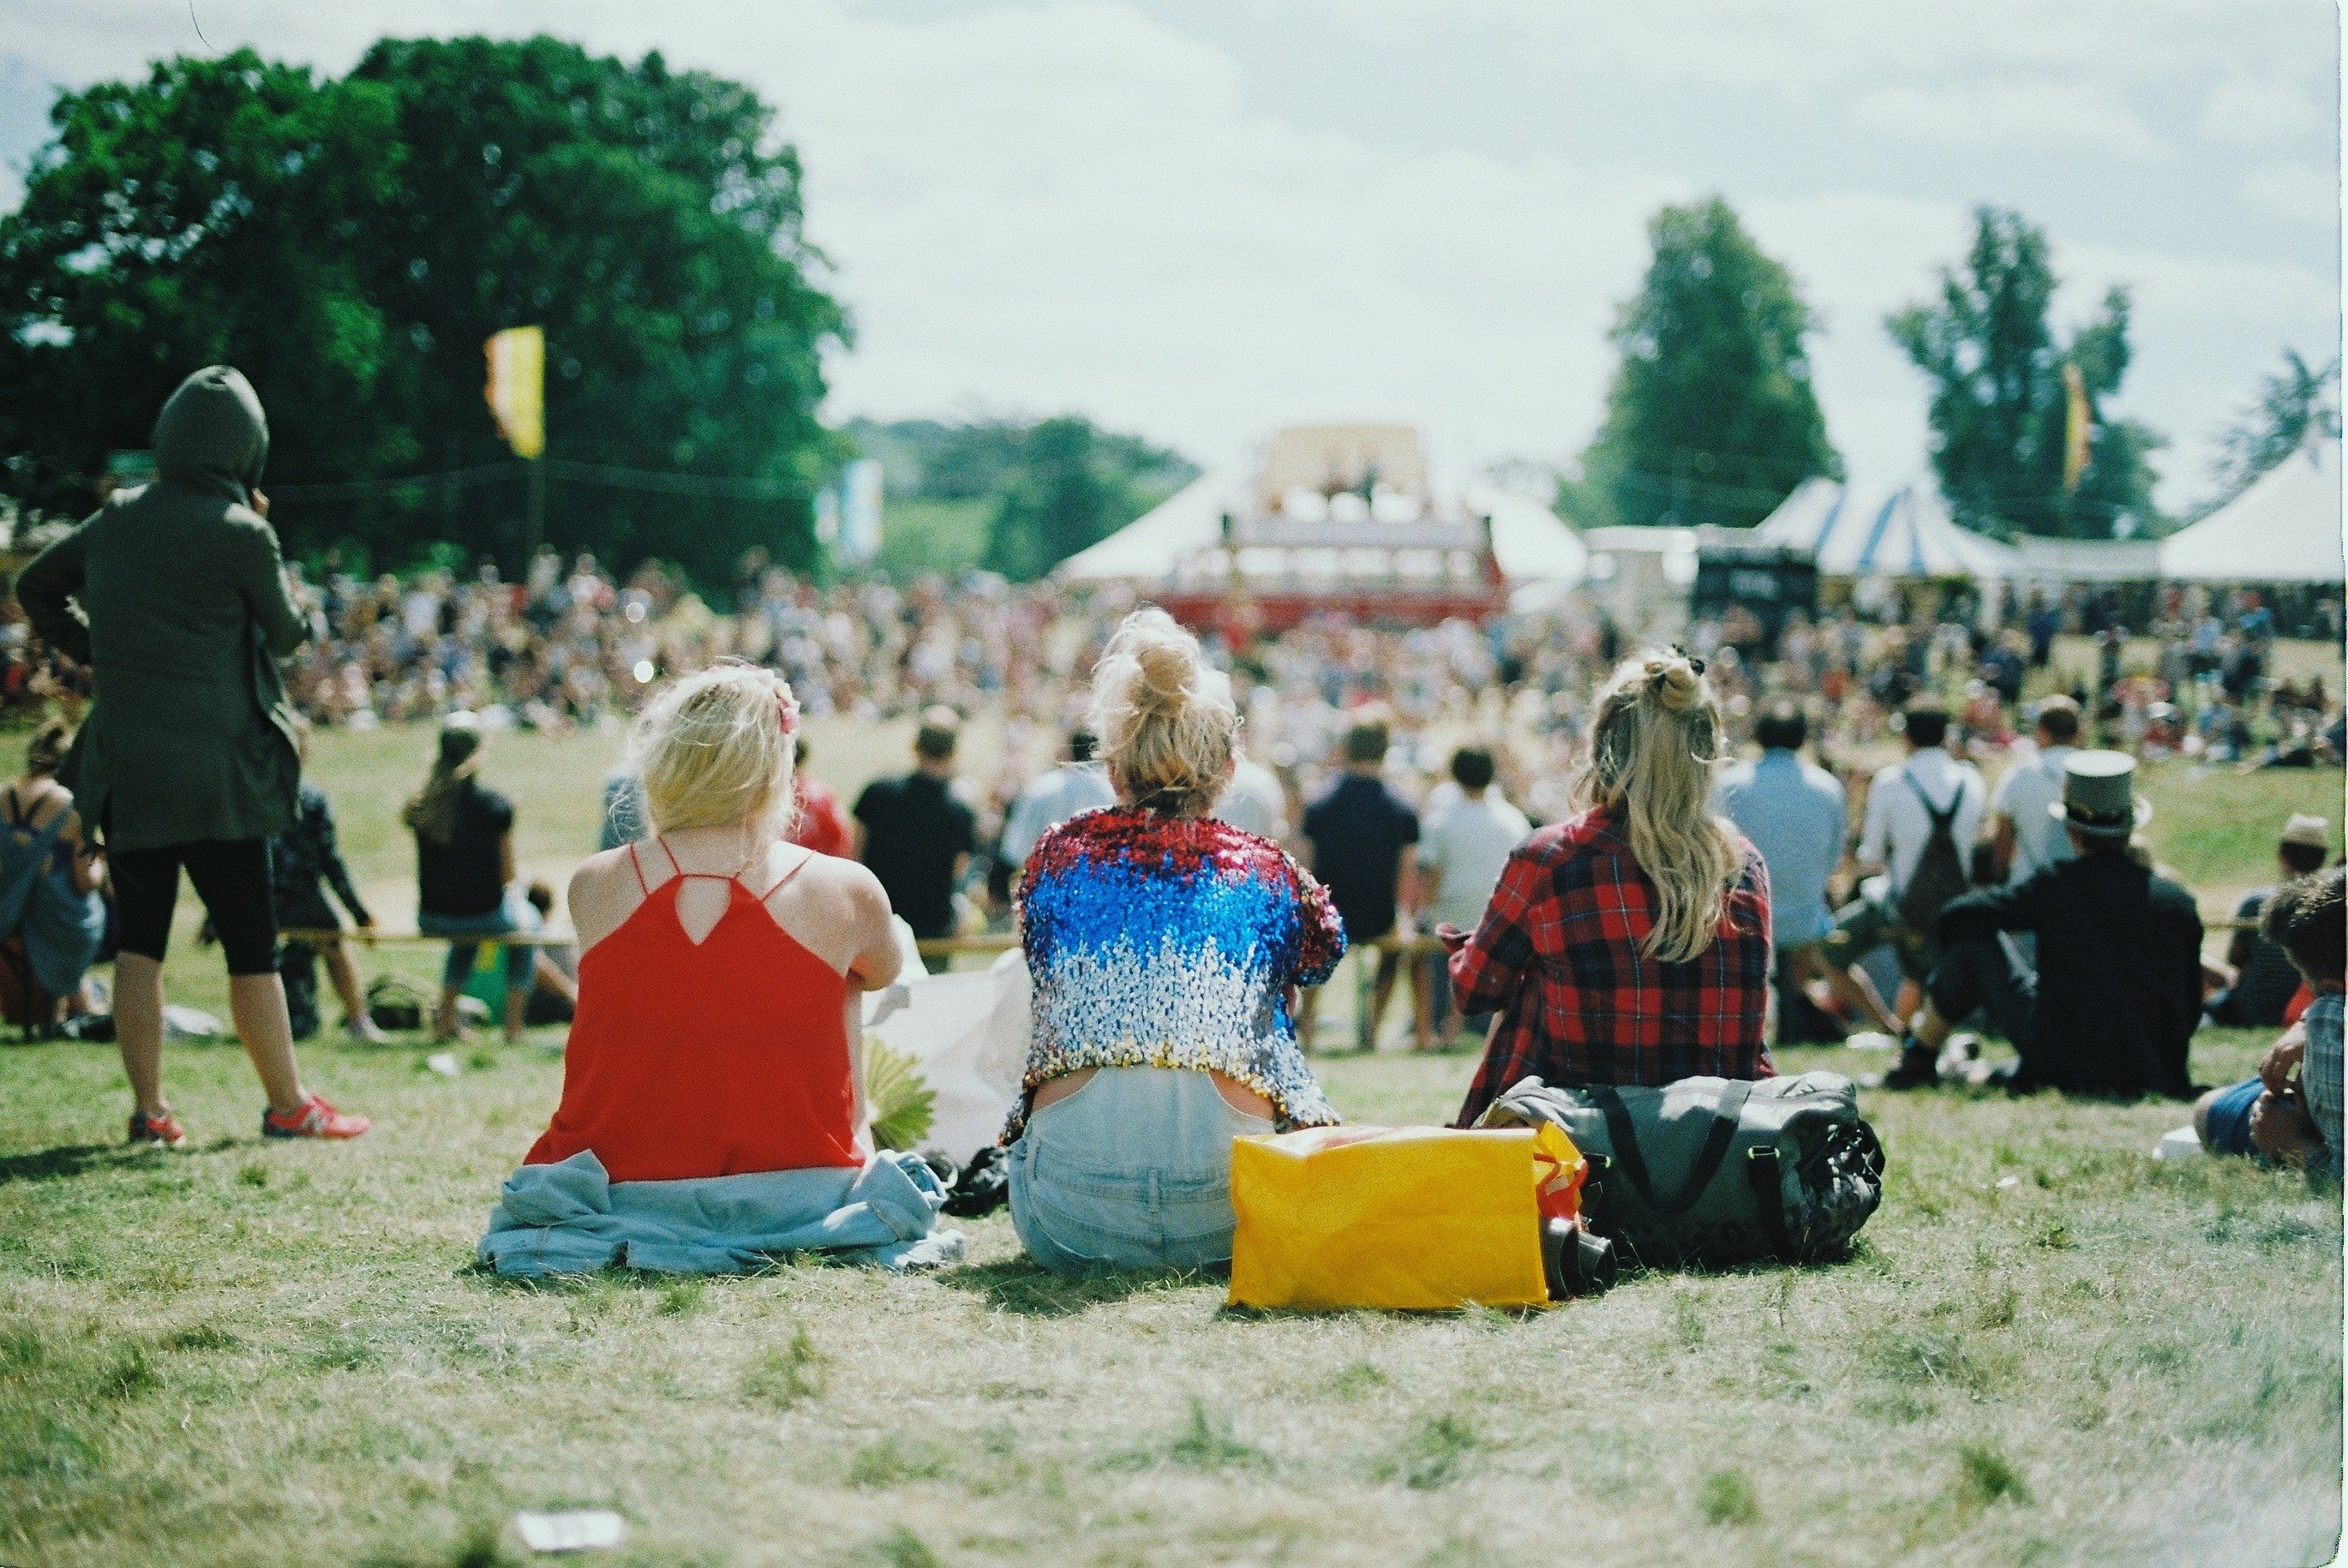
[{"x1": 1058, "y1": 423, "x2": 1587, "y2": 632}]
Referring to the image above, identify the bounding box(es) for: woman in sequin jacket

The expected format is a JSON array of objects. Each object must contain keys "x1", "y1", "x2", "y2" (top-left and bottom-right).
[{"x1": 1005, "y1": 608, "x2": 1345, "y2": 1272}]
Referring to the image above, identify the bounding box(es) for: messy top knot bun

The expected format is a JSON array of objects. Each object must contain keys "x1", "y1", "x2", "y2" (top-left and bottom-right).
[
  {"x1": 1091, "y1": 607, "x2": 1237, "y2": 816},
  {"x1": 1574, "y1": 648, "x2": 1740, "y2": 964},
  {"x1": 1644, "y1": 652, "x2": 1702, "y2": 712}
]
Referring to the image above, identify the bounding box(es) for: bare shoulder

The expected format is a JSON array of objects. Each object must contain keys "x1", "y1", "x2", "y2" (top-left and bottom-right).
[
  {"x1": 569, "y1": 846, "x2": 646, "y2": 948},
  {"x1": 792, "y1": 849, "x2": 889, "y2": 914}
]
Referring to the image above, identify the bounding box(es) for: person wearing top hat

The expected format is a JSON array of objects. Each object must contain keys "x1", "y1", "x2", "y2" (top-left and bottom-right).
[
  {"x1": 2205, "y1": 813, "x2": 2332, "y2": 1028},
  {"x1": 1888, "y1": 751, "x2": 2202, "y2": 1098}
]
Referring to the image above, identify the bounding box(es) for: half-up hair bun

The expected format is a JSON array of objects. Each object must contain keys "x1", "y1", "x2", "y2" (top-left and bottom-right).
[
  {"x1": 1647, "y1": 654, "x2": 1702, "y2": 713},
  {"x1": 1091, "y1": 607, "x2": 1238, "y2": 816}
]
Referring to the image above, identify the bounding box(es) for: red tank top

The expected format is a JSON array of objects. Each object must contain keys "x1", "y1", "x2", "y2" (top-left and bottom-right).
[{"x1": 524, "y1": 839, "x2": 861, "y2": 1182}]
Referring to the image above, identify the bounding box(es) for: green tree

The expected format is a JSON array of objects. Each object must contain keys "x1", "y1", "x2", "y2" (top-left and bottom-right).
[
  {"x1": 978, "y1": 416, "x2": 1193, "y2": 582},
  {"x1": 2206, "y1": 349, "x2": 2339, "y2": 511},
  {"x1": 1887, "y1": 206, "x2": 2165, "y2": 540},
  {"x1": 1561, "y1": 197, "x2": 1836, "y2": 531},
  {"x1": 0, "y1": 53, "x2": 409, "y2": 516},
  {"x1": 0, "y1": 37, "x2": 848, "y2": 587}
]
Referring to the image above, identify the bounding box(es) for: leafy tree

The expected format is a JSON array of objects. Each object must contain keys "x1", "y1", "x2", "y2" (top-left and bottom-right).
[
  {"x1": 978, "y1": 416, "x2": 1194, "y2": 582},
  {"x1": 2207, "y1": 349, "x2": 2339, "y2": 508},
  {"x1": 0, "y1": 53, "x2": 408, "y2": 516},
  {"x1": 1562, "y1": 197, "x2": 1837, "y2": 530},
  {"x1": 1887, "y1": 206, "x2": 2165, "y2": 540},
  {"x1": 0, "y1": 37, "x2": 848, "y2": 587}
]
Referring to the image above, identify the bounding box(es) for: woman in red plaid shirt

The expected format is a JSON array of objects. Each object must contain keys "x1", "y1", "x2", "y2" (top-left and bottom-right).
[{"x1": 1445, "y1": 649, "x2": 1773, "y2": 1126}]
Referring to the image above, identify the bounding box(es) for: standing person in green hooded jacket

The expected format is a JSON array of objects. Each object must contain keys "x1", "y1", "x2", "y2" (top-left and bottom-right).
[{"x1": 15, "y1": 366, "x2": 369, "y2": 1147}]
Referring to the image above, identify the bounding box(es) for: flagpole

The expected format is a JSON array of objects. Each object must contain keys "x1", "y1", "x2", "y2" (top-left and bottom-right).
[{"x1": 525, "y1": 453, "x2": 545, "y2": 567}]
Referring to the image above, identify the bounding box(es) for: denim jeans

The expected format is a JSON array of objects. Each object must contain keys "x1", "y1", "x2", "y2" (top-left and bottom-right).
[
  {"x1": 1007, "y1": 1067, "x2": 1274, "y2": 1272},
  {"x1": 420, "y1": 887, "x2": 540, "y2": 994}
]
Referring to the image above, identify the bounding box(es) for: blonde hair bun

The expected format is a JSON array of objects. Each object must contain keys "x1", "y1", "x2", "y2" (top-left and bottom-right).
[
  {"x1": 1645, "y1": 654, "x2": 1701, "y2": 712},
  {"x1": 1092, "y1": 607, "x2": 1238, "y2": 815}
]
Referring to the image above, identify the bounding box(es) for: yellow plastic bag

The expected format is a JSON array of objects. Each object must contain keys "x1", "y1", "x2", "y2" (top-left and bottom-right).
[{"x1": 1227, "y1": 1122, "x2": 1582, "y2": 1312}]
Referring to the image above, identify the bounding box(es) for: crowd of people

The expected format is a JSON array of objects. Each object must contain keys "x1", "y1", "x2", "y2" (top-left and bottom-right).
[{"x1": 4, "y1": 364, "x2": 2341, "y2": 1284}]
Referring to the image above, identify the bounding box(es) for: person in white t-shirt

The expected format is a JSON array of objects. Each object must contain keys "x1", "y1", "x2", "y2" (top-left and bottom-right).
[
  {"x1": 1824, "y1": 697, "x2": 1986, "y2": 1026},
  {"x1": 1417, "y1": 746, "x2": 1530, "y2": 1049},
  {"x1": 1214, "y1": 749, "x2": 1291, "y2": 845},
  {"x1": 1984, "y1": 696, "x2": 2081, "y2": 887}
]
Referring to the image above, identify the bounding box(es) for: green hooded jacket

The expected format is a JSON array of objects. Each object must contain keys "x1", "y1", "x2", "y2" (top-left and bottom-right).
[{"x1": 14, "y1": 366, "x2": 307, "y2": 853}]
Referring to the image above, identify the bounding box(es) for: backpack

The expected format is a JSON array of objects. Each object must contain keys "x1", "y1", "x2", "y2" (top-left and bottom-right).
[
  {"x1": 1476, "y1": 1073, "x2": 1885, "y2": 1268},
  {"x1": 1893, "y1": 769, "x2": 1970, "y2": 938}
]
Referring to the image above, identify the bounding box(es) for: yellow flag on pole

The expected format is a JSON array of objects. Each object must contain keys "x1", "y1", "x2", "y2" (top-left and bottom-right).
[
  {"x1": 2061, "y1": 361, "x2": 2090, "y2": 494},
  {"x1": 485, "y1": 326, "x2": 545, "y2": 460}
]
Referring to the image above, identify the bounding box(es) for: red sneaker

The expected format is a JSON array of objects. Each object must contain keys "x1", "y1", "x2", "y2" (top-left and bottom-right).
[
  {"x1": 261, "y1": 1092, "x2": 370, "y2": 1140},
  {"x1": 127, "y1": 1110, "x2": 187, "y2": 1149}
]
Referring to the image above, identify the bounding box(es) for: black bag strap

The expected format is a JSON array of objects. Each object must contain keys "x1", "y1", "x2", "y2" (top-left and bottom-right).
[
  {"x1": 1588, "y1": 1079, "x2": 1754, "y2": 1216},
  {"x1": 1746, "y1": 1144, "x2": 1798, "y2": 1264},
  {"x1": 1902, "y1": 766, "x2": 1964, "y2": 829}
]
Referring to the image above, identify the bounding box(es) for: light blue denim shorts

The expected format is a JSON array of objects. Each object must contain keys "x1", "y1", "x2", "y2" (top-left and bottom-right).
[{"x1": 1007, "y1": 1066, "x2": 1274, "y2": 1273}]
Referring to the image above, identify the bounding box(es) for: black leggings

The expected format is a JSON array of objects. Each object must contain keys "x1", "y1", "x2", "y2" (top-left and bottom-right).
[{"x1": 110, "y1": 838, "x2": 279, "y2": 976}]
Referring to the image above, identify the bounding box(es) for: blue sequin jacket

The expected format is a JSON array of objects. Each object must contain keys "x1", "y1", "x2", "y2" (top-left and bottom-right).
[{"x1": 1006, "y1": 808, "x2": 1345, "y2": 1141}]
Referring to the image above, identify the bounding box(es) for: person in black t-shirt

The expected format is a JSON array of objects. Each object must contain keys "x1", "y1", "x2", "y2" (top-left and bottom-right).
[
  {"x1": 854, "y1": 708, "x2": 978, "y2": 956},
  {"x1": 404, "y1": 716, "x2": 539, "y2": 1044},
  {"x1": 1298, "y1": 714, "x2": 1425, "y2": 1050}
]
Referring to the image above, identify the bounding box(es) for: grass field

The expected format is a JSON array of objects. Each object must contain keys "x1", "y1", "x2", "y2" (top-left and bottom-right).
[{"x1": 0, "y1": 716, "x2": 2342, "y2": 1565}]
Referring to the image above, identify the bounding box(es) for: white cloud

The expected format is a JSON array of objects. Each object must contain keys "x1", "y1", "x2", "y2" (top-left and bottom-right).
[
  {"x1": 1850, "y1": 81, "x2": 2170, "y2": 163},
  {"x1": 2241, "y1": 160, "x2": 2340, "y2": 226},
  {"x1": 2198, "y1": 69, "x2": 2330, "y2": 148}
]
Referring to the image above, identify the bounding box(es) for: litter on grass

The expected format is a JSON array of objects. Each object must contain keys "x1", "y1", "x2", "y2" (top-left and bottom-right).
[
  {"x1": 426, "y1": 1052, "x2": 461, "y2": 1078},
  {"x1": 514, "y1": 1511, "x2": 626, "y2": 1553}
]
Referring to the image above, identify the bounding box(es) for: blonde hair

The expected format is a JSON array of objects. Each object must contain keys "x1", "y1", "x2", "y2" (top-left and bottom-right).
[
  {"x1": 628, "y1": 662, "x2": 798, "y2": 840},
  {"x1": 1572, "y1": 649, "x2": 1742, "y2": 964},
  {"x1": 1091, "y1": 607, "x2": 1237, "y2": 816}
]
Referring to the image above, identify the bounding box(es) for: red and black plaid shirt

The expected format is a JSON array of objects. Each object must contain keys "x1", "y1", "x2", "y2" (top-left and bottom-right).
[{"x1": 1451, "y1": 806, "x2": 1774, "y2": 1126}]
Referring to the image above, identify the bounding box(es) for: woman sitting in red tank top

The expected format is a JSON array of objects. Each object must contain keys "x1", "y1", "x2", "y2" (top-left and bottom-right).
[{"x1": 525, "y1": 664, "x2": 904, "y2": 1184}]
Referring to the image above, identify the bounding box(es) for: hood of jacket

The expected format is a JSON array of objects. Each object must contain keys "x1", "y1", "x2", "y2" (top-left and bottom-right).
[{"x1": 152, "y1": 366, "x2": 268, "y2": 501}]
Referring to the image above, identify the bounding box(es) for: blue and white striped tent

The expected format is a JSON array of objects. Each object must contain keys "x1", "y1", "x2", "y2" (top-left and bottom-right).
[{"x1": 1755, "y1": 478, "x2": 2020, "y2": 580}]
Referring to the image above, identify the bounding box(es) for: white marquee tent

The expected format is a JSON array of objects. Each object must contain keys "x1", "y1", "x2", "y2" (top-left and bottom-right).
[
  {"x1": 1754, "y1": 478, "x2": 2021, "y2": 580},
  {"x1": 2158, "y1": 437, "x2": 2344, "y2": 584}
]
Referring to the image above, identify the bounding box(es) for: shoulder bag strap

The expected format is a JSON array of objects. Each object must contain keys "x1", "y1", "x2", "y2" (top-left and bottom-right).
[
  {"x1": 1588, "y1": 1078, "x2": 1755, "y2": 1216},
  {"x1": 1746, "y1": 1144, "x2": 1799, "y2": 1264}
]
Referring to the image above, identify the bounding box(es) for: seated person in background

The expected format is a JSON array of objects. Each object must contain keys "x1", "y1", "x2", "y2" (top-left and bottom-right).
[
  {"x1": 1901, "y1": 751, "x2": 2201, "y2": 1098},
  {"x1": 784, "y1": 736, "x2": 854, "y2": 859},
  {"x1": 0, "y1": 716, "x2": 106, "y2": 1027},
  {"x1": 269, "y1": 717, "x2": 384, "y2": 1044},
  {"x1": 1714, "y1": 703, "x2": 1903, "y2": 1043},
  {"x1": 405, "y1": 716, "x2": 538, "y2": 1045},
  {"x1": 1828, "y1": 697, "x2": 1986, "y2": 1084},
  {"x1": 1007, "y1": 609, "x2": 1343, "y2": 1273},
  {"x1": 481, "y1": 664, "x2": 955, "y2": 1275},
  {"x1": 2206, "y1": 814, "x2": 2329, "y2": 1028},
  {"x1": 2195, "y1": 868, "x2": 2345, "y2": 1180},
  {"x1": 1448, "y1": 649, "x2": 1773, "y2": 1127},
  {"x1": 1417, "y1": 745, "x2": 1530, "y2": 1050}
]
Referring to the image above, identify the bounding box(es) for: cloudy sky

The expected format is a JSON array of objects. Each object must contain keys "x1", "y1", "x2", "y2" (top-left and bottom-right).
[{"x1": 1, "y1": 0, "x2": 2339, "y2": 512}]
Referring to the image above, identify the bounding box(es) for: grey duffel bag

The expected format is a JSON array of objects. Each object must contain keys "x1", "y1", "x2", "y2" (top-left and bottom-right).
[{"x1": 1476, "y1": 1073, "x2": 1885, "y2": 1268}]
